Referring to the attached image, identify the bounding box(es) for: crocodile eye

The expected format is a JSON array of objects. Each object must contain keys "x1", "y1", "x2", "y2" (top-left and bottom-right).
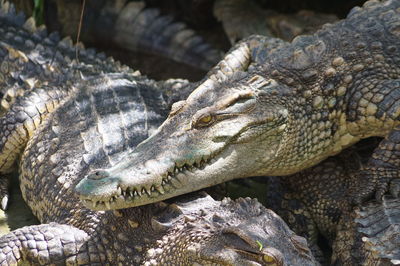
[
  {"x1": 200, "y1": 115, "x2": 212, "y2": 123},
  {"x1": 262, "y1": 249, "x2": 283, "y2": 265},
  {"x1": 263, "y1": 254, "x2": 275, "y2": 263},
  {"x1": 194, "y1": 114, "x2": 214, "y2": 128}
]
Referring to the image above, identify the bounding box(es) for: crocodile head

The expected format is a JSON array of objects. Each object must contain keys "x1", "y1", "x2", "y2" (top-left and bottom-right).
[
  {"x1": 76, "y1": 73, "x2": 295, "y2": 210},
  {"x1": 145, "y1": 195, "x2": 316, "y2": 265}
]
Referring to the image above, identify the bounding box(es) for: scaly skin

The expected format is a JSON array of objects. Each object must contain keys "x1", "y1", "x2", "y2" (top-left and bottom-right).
[
  {"x1": 12, "y1": 0, "x2": 222, "y2": 71},
  {"x1": 0, "y1": 1, "x2": 317, "y2": 264},
  {"x1": 214, "y1": 0, "x2": 338, "y2": 43},
  {"x1": 0, "y1": 0, "x2": 193, "y2": 209},
  {"x1": 333, "y1": 195, "x2": 400, "y2": 265},
  {"x1": 267, "y1": 138, "x2": 400, "y2": 265},
  {"x1": 1, "y1": 190, "x2": 316, "y2": 265},
  {"x1": 77, "y1": 0, "x2": 400, "y2": 210}
]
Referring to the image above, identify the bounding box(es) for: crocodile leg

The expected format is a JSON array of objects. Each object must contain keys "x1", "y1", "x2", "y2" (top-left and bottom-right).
[
  {"x1": 344, "y1": 79, "x2": 400, "y2": 203},
  {"x1": 0, "y1": 223, "x2": 92, "y2": 265},
  {"x1": 352, "y1": 125, "x2": 400, "y2": 204},
  {"x1": 266, "y1": 176, "x2": 329, "y2": 264}
]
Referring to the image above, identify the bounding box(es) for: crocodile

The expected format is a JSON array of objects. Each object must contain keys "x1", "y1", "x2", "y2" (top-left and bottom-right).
[
  {"x1": 14, "y1": 0, "x2": 222, "y2": 70},
  {"x1": 0, "y1": 0, "x2": 191, "y2": 208},
  {"x1": 214, "y1": 0, "x2": 338, "y2": 43},
  {"x1": 0, "y1": 191, "x2": 316, "y2": 265},
  {"x1": 266, "y1": 138, "x2": 400, "y2": 265},
  {"x1": 12, "y1": 0, "x2": 222, "y2": 71},
  {"x1": 12, "y1": 0, "x2": 338, "y2": 78},
  {"x1": 76, "y1": 0, "x2": 400, "y2": 210},
  {"x1": 0, "y1": 1, "x2": 317, "y2": 264},
  {"x1": 333, "y1": 196, "x2": 400, "y2": 265}
]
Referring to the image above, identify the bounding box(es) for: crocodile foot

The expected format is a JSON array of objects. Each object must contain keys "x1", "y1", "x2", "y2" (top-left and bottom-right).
[
  {"x1": 352, "y1": 125, "x2": 400, "y2": 205},
  {"x1": 351, "y1": 167, "x2": 399, "y2": 205}
]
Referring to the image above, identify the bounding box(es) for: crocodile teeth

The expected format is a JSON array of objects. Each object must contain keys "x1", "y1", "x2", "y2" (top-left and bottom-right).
[
  {"x1": 156, "y1": 186, "x2": 165, "y2": 195},
  {"x1": 142, "y1": 188, "x2": 150, "y2": 196},
  {"x1": 117, "y1": 186, "x2": 122, "y2": 195},
  {"x1": 129, "y1": 190, "x2": 134, "y2": 198},
  {"x1": 105, "y1": 201, "x2": 111, "y2": 209}
]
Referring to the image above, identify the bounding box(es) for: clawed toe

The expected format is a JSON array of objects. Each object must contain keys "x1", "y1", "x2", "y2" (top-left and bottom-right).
[
  {"x1": 0, "y1": 195, "x2": 8, "y2": 211},
  {"x1": 0, "y1": 177, "x2": 9, "y2": 211},
  {"x1": 350, "y1": 168, "x2": 399, "y2": 205}
]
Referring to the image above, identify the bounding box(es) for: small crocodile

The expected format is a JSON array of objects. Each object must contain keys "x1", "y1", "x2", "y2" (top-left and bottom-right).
[
  {"x1": 0, "y1": 1, "x2": 317, "y2": 264},
  {"x1": 267, "y1": 138, "x2": 400, "y2": 265},
  {"x1": 77, "y1": 0, "x2": 400, "y2": 210}
]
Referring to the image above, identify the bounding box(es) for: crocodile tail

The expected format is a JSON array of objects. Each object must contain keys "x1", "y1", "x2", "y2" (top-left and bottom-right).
[
  {"x1": 111, "y1": 2, "x2": 222, "y2": 71},
  {"x1": 0, "y1": 0, "x2": 26, "y2": 26},
  {"x1": 13, "y1": 0, "x2": 221, "y2": 71},
  {"x1": 214, "y1": 0, "x2": 275, "y2": 44}
]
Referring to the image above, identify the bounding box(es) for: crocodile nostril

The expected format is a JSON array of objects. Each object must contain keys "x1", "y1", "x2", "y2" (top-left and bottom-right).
[{"x1": 87, "y1": 170, "x2": 110, "y2": 180}]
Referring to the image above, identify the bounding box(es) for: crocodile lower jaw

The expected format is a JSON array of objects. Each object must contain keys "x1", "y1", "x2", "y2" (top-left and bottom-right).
[{"x1": 80, "y1": 156, "x2": 217, "y2": 211}]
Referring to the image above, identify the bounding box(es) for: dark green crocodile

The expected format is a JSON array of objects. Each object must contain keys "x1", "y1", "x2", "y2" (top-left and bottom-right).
[
  {"x1": 267, "y1": 138, "x2": 400, "y2": 265},
  {"x1": 76, "y1": 0, "x2": 400, "y2": 210},
  {"x1": 0, "y1": 1, "x2": 317, "y2": 264}
]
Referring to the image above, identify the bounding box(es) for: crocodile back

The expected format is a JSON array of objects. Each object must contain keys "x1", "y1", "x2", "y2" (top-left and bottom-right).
[{"x1": 19, "y1": 74, "x2": 168, "y2": 229}]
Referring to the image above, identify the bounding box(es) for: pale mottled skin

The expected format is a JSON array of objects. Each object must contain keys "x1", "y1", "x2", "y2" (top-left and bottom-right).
[{"x1": 77, "y1": 0, "x2": 400, "y2": 211}]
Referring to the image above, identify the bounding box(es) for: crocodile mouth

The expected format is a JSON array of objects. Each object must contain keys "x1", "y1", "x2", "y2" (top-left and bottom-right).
[{"x1": 78, "y1": 153, "x2": 219, "y2": 210}]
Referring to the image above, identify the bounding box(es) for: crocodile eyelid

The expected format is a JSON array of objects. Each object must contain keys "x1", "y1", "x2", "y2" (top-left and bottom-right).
[{"x1": 218, "y1": 90, "x2": 255, "y2": 109}]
